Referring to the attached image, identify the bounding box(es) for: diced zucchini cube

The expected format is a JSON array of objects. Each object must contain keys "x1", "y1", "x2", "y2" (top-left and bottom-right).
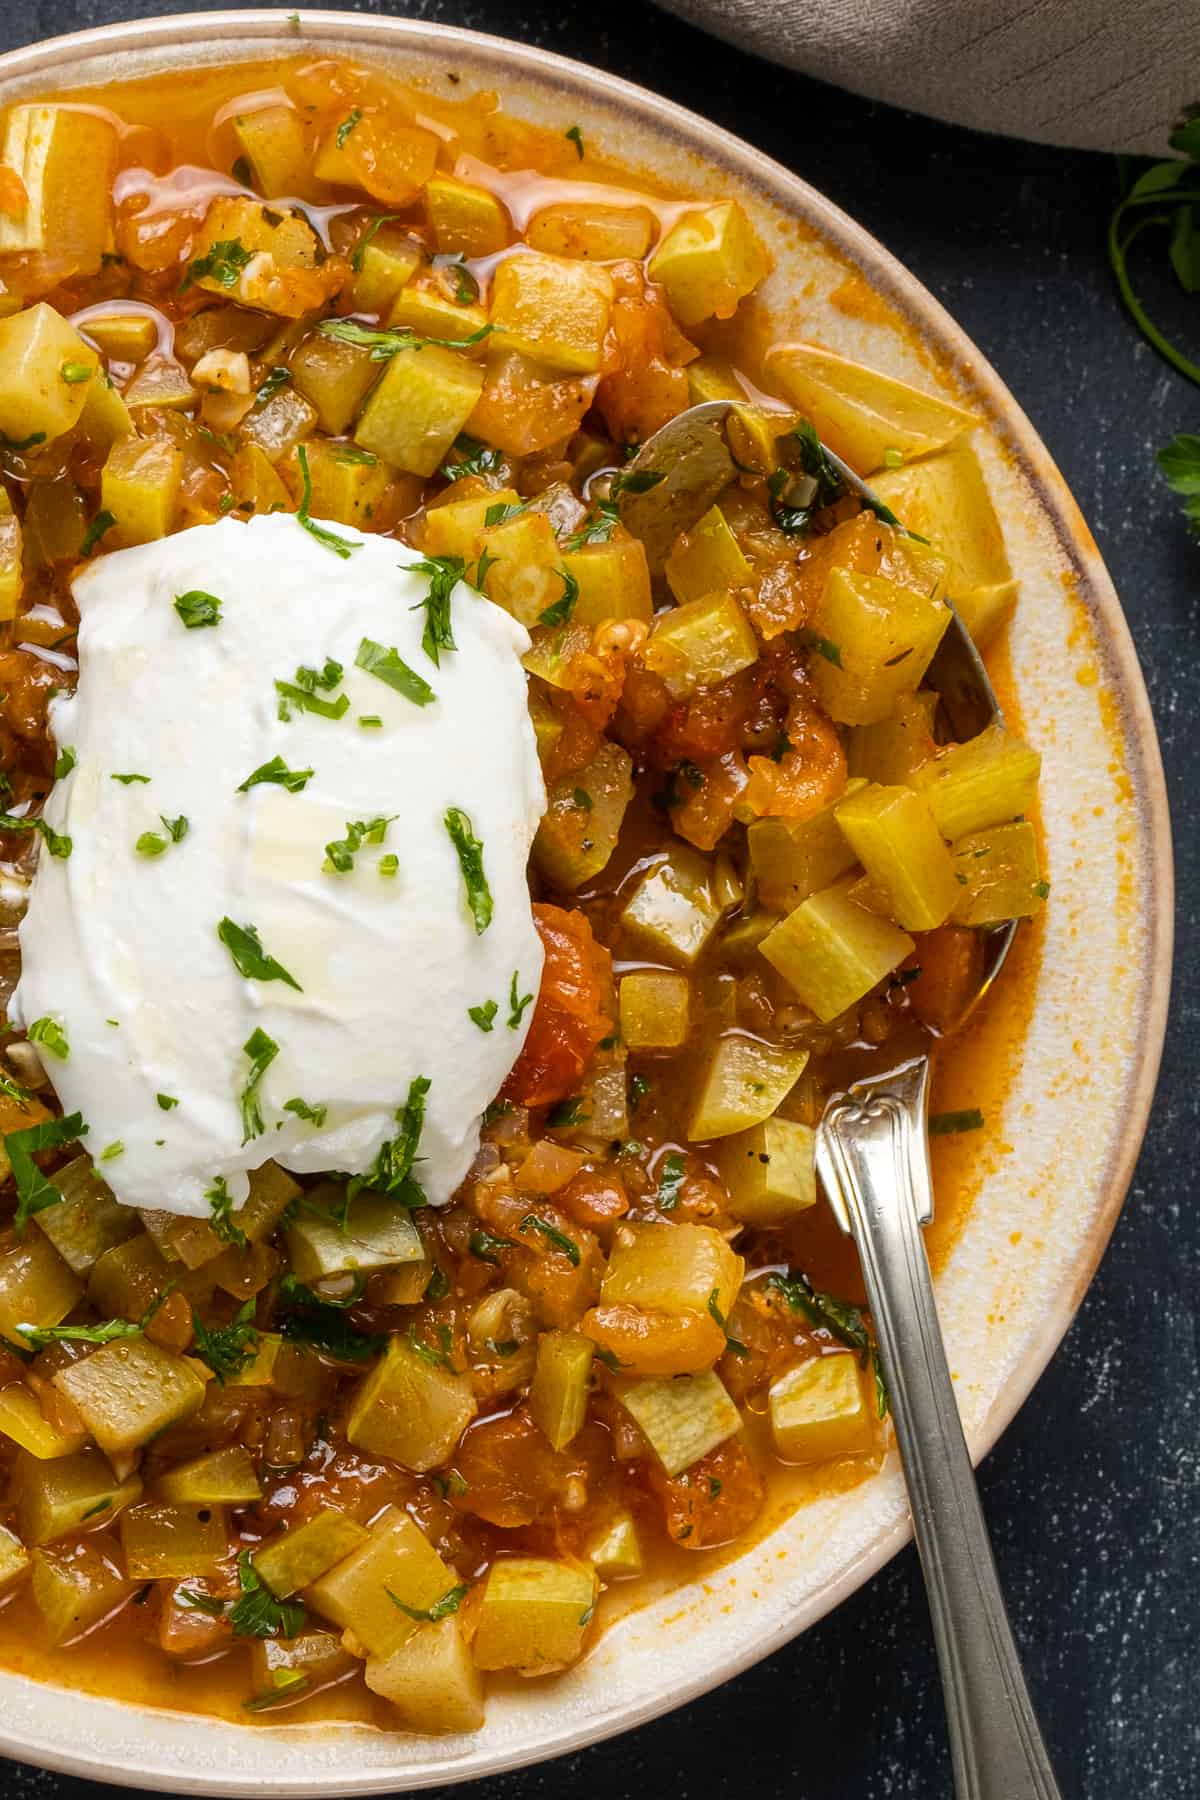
[
  {"x1": 847, "y1": 692, "x2": 938, "y2": 786},
  {"x1": 0, "y1": 303, "x2": 100, "y2": 444},
  {"x1": 812, "y1": 567, "x2": 952, "y2": 726},
  {"x1": 227, "y1": 1332, "x2": 281, "y2": 1388},
  {"x1": 31, "y1": 1535, "x2": 133, "y2": 1645},
  {"x1": 387, "y1": 279, "x2": 491, "y2": 351},
  {"x1": 618, "y1": 969, "x2": 690, "y2": 1050},
  {"x1": 354, "y1": 343, "x2": 483, "y2": 477},
  {"x1": 231, "y1": 442, "x2": 293, "y2": 514},
  {"x1": 231, "y1": 104, "x2": 315, "y2": 200},
  {"x1": 424, "y1": 175, "x2": 510, "y2": 256},
  {"x1": 489, "y1": 251, "x2": 613, "y2": 374},
  {"x1": 77, "y1": 375, "x2": 133, "y2": 453},
  {"x1": 0, "y1": 1523, "x2": 29, "y2": 1593},
  {"x1": 616, "y1": 1371, "x2": 741, "y2": 1477},
  {"x1": 0, "y1": 1230, "x2": 82, "y2": 1348},
  {"x1": 562, "y1": 533, "x2": 653, "y2": 626},
  {"x1": 253, "y1": 1508, "x2": 367, "y2": 1597},
  {"x1": 535, "y1": 742, "x2": 634, "y2": 890},
  {"x1": 119, "y1": 1500, "x2": 228, "y2": 1579},
  {"x1": 768, "y1": 1354, "x2": 876, "y2": 1463},
  {"x1": 527, "y1": 202, "x2": 655, "y2": 262},
  {"x1": 765, "y1": 343, "x2": 977, "y2": 474},
  {"x1": 664, "y1": 504, "x2": 751, "y2": 605},
  {"x1": 123, "y1": 353, "x2": 196, "y2": 411},
  {"x1": 88, "y1": 1234, "x2": 178, "y2": 1329},
  {"x1": 760, "y1": 881, "x2": 914, "y2": 1022},
  {"x1": 686, "y1": 353, "x2": 792, "y2": 472},
  {"x1": 283, "y1": 438, "x2": 391, "y2": 528},
  {"x1": 0, "y1": 487, "x2": 20, "y2": 620},
  {"x1": 912, "y1": 722, "x2": 1041, "y2": 840},
  {"x1": 101, "y1": 434, "x2": 184, "y2": 546},
  {"x1": 603, "y1": 1222, "x2": 743, "y2": 1321},
  {"x1": 190, "y1": 195, "x2": 321, "y2": 303},
  {"x1": 365, "y1": 1615, "x2": 485, "y2": 1733},
  {"x1": 33, "y1": 1155, "x2": 138, "y2": 1274},
  {"x1": 286, "y1": 1188, "x2": 423, "y2": 1285},
  {"x1": 14, "y1": 1446, "x2": 142, "y2": 1546},
  {"x1": 238, "y1": 1161, "x2": 303, "y2": 1244},
  {"x1": 0, "y1": 1382, "x2": 87, "y2": 1459},
  {"x1": 870, "y1": 441, "x2": 1017, "y2": 649},
  {"x1": 156, "y1": 1444, "x2": 262, "y2": 1505},
  {"x1": 835, "y1": 783, "x2": 960, "y2": 931},
  {"x1": 420, "y1": 485, "x2": 521, "y2": 561},
  {"x1": 715, "y1": 1117, "x2": 817, "y2": 1223},
  {"x1": 311, "y1": 116, "x2": 438, "y2": 204},
  {"x1": 350, "y1": 224, "x2": 422, "y2": 314},
  {"x1": 583, "y1": 1508, "x2": 643, "y2": 1578},
  {"x1": 529, "y1": 1330, "x2": 593, "y2": 1451},
  {"x1": 289, "y1": 332, "x2": 379, "y2": 435},
  {"x1": 238, "y1": 385, "x2": 318, "y2": 462},
  {"x1": 345, "y1": 1337, "x2": 476, "y2": 1472},
  {"x1": 0, "y1": 106, "x2": 117, "y2": 274},
  {"x1": 688, "y1": 1035, "x2": 810, "y2": 1141},
  {"x1": 717, "y1": 909, "x2": 780, "y2": 966},
  {"x1": 372, "y1": 1257, "x2": 434, "y2": 1306},
  {"x1": 747, "y1": 780, "x2": 865, "y2": 913},
  {"x1": 53, "y1": 1337, "x2": 206, "y2": 1457},
  {"x1": 480, "y1": 507, "x2": 568, "y2": 626},
  {"x1": 950, "y1": 821, "x2": 1046, "y2": 927},
  {"x1": 647, "y1": 200, "x2": 770, "y2": 326},
  {"x1": 621, "y1": 846, "x2": 723, "y2": 967},
  {"x1": 472, "y1": 1556, "x2": 597, "y2": 1673},
  {"x1": 79, "y1": 313, "x2": 157, "y2": 363},
  {"x1": 644, "y1": 590, "x2": 759, "y2": 699},
  {"x1": 249, "y1": 1629, "x2": 356, "y2": 1694},
  {"x1": 305, "y1": 1504, "x2": 458, "y2": 1660}
]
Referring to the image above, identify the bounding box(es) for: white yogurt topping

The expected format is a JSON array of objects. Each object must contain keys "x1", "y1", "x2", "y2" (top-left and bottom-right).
[{"x1": 10, "y1": 512, "x2": 545, "y2": 1217}]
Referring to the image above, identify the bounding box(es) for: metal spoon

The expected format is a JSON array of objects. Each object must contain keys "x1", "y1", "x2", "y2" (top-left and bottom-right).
[{"x1": 619, "y1": 401, "x2": 1062, "y2": 1800}]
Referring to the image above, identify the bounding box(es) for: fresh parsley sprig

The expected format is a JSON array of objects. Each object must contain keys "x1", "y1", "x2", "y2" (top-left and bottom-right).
[
  {"x1": 1108, "y1": 114, "x2": 1200, "y2": 387},
  {"x1": 444, "y1": 807, "x2": 492, "y2": 932},
  {"x1": 295, "y1": 443, "x2": 360, "y2": 560},
  {"x1": 408, "y1": 556, "x2": 462, "y2": 665},
  {"x1": 316, "y1": 317, "x2": 494, "y2": 360},
  {"x1": 5, "y1": 1111, "x2": 88, "y2": 1235},
  {"x1": 217, "y1": 918, "x2": 303, "y2": 992},
  {"x1": 238, "y1": 755, "x2": 313, "y2": 794}
]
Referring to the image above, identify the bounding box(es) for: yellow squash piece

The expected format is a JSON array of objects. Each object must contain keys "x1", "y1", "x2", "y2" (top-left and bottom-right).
[
  {"x1": 765, "y1": 343, "x2": 977, "y2": 474},
  {"x1": 715, "y1": 1117, "x2": 817, "y2": 1223},
  {"x1": 120, "y1": 1501, "x2": 229, "y2": 1580},
  {"x1": 424, "y1": 175, "x2": 509, "y2": 256},
  {"x1": 77, "y1": 374, "x2": 133, "y2": 453},
  {"x1": 305, "y1": 1504, "x2": 458, "y2": 1661},
  {"x1": 643, "y1": 590, "x2": 759, "y2": 699},
  {"x1": 812, "y1": 567, "x2": 952, "y2": 726},
  {"x1": 14, "y1": 1446, "x2": 142, "y2": 1546},
  {"x1": 239, "y1": 385, "x2": 318, "y2": 462},
  {"x1": 354, "y1": 343, "x2": 484, "y2": 477},
  {"x1": 616, "y1": 1370, "x2": 741, "y2": 1477},
  {"x1": 157, "y1": 1444, "x2": 262, "y2": 1506},
  {"x1": 688, "y1": 1035, "x2": 810, "y2": 1141},
  {"x1": 0, "y1": 303, "x2": 100, "y2": 445},
  {"x1": 618, "y1": 969, "x2": 690, "y2": 1051},
  {"x1": 950, "y1": 820, "x2": 1046, "y2": 927},
  {"x1": 289, "y1": 333, "x2": 379, "y2": 435},
  {"x1": 527, "y1": 201, "x2": 655, "y2": 262},
  {"x1": 912, "y1": 722, "x2": 1042, "y2": 840},
  {"x1": 350, "y1": 223, "x2": 422, "y2": 314},
  {"x1": 0, "y1": 1382, "x2": 87, "y2": 1459},
  {"x1": 535, "y1": 741, "x2": 634, "y2": 890},
  {"x1": 286, "y1": 1188, "x2": 424, "y2": 1285},
  {"x1": 0, "y1": 1524, "x2": 29, "y2": 1593},
  {"x1": 664, "y1": 504, "x2": 752, "y2": 606},
  {"x1": 847, "y1": 692, "x2": 938, "y2": 786},
  {"x1": 870, "y1": 441, "x2": 1018, "y2": 649},
  {"x1": 346, "y1": 1336, "x2": 476, "y2": 1472},
  {"x1": 621, "y1": 846, "x2": 724, "y2": 967},
  {"x1": 365, "y1": 1614, "x2": 485, "y2": 1733},
  {"x1": 420, "y1": 485, "x2": 521, "y2": 562},
  {"x1": 686, "y1": 355, "x2": 793, "y2": 473},
  {"x1": 603, "y1": 1222, "x2": 743, "y2": 1320},
  {"x1": 480, "y1": 507, "x2": 568, "y2": 626},
  {"x1": 253, "y1": 1508, "x2": 367, "y2": 1597},
  {"x1": 0, "y1": 487, "x2": 20, "y2": 620},
  {"x1": 583, "y1": 1509, "x2": 643, "y2": 1579},
  {"x1": 648, "y1": 201, "x2": 770, "y2": 326},
  {"x1": 387, "y1": 278, "x2": 491, "y2": 351},
  {"x1": 768, "y1": 1353, "x2": 877, "y2": 1463},
  {"x1": 489, "y1": 251, "x2": 613, "y2": 374},
  {"x1": 31, "y1": 1535, "x2": 133, "y2": 1646},
  {"x1": 312, "y1": 114, "x2": 438, "y2": 204},
  {"x1": 529, "y1": 1330, "x2": 594, "y2": 1451},
  {"x1": 53, "y1": 1337, "x2": 206, "y2": 1458},
  {"x1": 760, "y1": 880, "x2": 914, "y2": 1022},
  {"x1": 562, "y1": 533, "x2": 653, "y2": 627},
  {"x1": 122, "y1": 353, "x2": 196, "y2": 412},
  {"x1": 101, "y1": 434, "x2": 185, "y2": 546},
  {"x1": 0, "y1": 1230, "x2": 82, "y2": 1347},
  {"x1": 472, "y1": 1557, "x2": 597, "y2": 1674},
  {"x1": 33, "y1": 1155, "x2": 138, "y2": 1275},
  {"x1": 231, "y1": 104, "x2": 316, "y2": 200},
  {"x1": 0, "y1": 105, "x2": 117, "y2": 274},
  {"x1": 747, "y1": 781, "x2": 866, "y2": 913},
  {"x1": 835, "y1": 783, "x2": 960, "y2": 931}
]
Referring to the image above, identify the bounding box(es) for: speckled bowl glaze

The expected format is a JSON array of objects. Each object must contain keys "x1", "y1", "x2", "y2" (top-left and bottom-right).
[{"x1": 0, "y1": 11, "x2": 1173, "y2": 1795}]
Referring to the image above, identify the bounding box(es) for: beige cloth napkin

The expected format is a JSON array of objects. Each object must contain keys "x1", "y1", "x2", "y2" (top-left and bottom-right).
[{"x1": 656, "y1": 0, "x2": 1199, "y2": 154}]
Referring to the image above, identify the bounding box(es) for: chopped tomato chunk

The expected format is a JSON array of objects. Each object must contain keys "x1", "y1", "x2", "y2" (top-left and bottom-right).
[{"x1": 504, "y1": 904, "x2": 613, "y2": 1108}]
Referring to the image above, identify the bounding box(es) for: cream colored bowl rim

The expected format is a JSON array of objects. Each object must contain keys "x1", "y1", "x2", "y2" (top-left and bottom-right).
[{"x1": 0, "y1": 10, "x2": 1174, "y2": 1795}]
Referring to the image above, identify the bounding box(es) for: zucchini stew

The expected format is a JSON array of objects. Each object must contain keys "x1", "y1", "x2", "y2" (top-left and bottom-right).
[{"x1": 0, "y1": 55, "x2": 1044, "y2": 1735}]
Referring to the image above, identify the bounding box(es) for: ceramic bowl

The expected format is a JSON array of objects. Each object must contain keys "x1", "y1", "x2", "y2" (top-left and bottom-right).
[{"x1": 0, "y1": 11, "x2": 1173, "y2": 1794}]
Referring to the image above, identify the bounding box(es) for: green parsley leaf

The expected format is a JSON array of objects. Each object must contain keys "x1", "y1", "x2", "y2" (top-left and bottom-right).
[
  {"x1": 1108, "y1": 143, "x2": 1200, "y2": 387},
  {"x1": 350, "y1": 212, "x2": 403, "y2": 273},
  {"x1": 656, "y1": 1149, "x2": 686, "y2": 1212},
  {"x1": 564, "y1": 502, "x2": 619, "y2": 549},
  {"x1": 800, "y1": 630, "x2": 843, "y2": 668},
  {"x1": 707, "y1": 1286, "x2": 748, "y2": 1358},
  {"x1": 295, "y1": 443, "x2": 360, "y2": 560},
  {"x1": 27, "y1": 1016, "x2": 69, "y2": 1060},
  {"x1": 438, "y1": 434, "x2": 504, "y2": 482},
  {"x1": 6, "y1": 1111, "x2": 88, "y2": 1235},
  {"x1": 483, "y1": 499, "x2": 523, "y2": 527},
  {"x1": 469, "y1": 1229, "x2": 514, "y2": 1265},
  {"x1": 112, "y1": 773, "x2": 150, "y2": 789},
  {"x1": 80, "y1": 510, "x2": 117, "y2": 557},
  {"x1": 244, "y1": 1670, "x2": 310, "y2": 1711},
  {"x1": 180, "y1": 237, "x2": 252, "y2": 293},
  {"x1": 764, "y1": 1269, "x2": 889, "y2": 1418},
  {"x1": 135, "y1": 814, "x2": 189, "y2": 857},
  {"x1": 54, "y1": 746, "x2": 76, "y2": 779},
  {"x1": 508, "y1": 969, "x2": 534, "y2": 1029},
  {"x1": 317, "y1": 317, "x2": 495, "y2": 360},
  {"x1": 240, "y1": 1027, "x2": 279, "y2": 1144},
  {"x1": 323, "y1": 813, "x2": 395, "y2": 874},
  {"x1": 564, "y1": 125, "x2": 585, "y2": 158},
  {"x1": 1158, "y1": 433, "x2": 1200, "y2": 535},
  {"x1": 206, "y1": 1175, "x2": 247, "y2": 1248},
  {"x1": 927, "y1": 1108, "x2": 985, "y2": 1135},
  {"x1": 191, "y1": 1298, "x2": 258, "y2": 1384},
  {"x1": 237, "y1": 755, "x2": 313, "y2": 794},
  {"x1": 17, "y1": 1311, "x2": 140, "y2": 1350},
  {"x1": 174, "y1": 589, "x2": 223, "y2": 629},
  {"x1": 157, "y1": 1093, "x2": 179, "y2": 1110},
  {"x1": 277, "y1": 1276, "x2": 385, "y2": 1361},
  {"x1": 444, "y1": 807, "x2": 492, "y2": 932},
  {"x1": 547, "y1": 1097, "x2": 587, "y2": 1128},
  {"x1": 407, "y1": 555, "x2": 462, "y2": 666},
  {"x1": 179, "y1": 1589, "x2": 229, "y2": 1617},
  {"x1": 468, "y1": 999, "x2": 498, "y2": 1032},
  {"x1": 255, "y1": 366, "x2": 292, "y2": 406},
  {"x1": 387, "y1": 1582, "x2": 469, "y2": 1623},
  {"x1": 218, "y1": 918, "x2": 303, "y2": 992},
  {"x1": 229, "y1": 1550, "x2": 305, "y2": 1640},
  {"x1": 473, "y1": 545, "x2": 499, "y2": 589},
  {"x1": 0, "y1": 810, "x2": 71, "y2": 859},
  {"x1": 519, "y1": 1213, "x2": 581, "y2": 1265},
  {"x1": 355, "y1": 635, "x2": 436, "y2": 706},
  {"x1": 100, "y1": 1140, "x2": 124, "y2": 1162},
  {"x1": 538, "y1": 567, "x2": 579, "y2": 627},
  {"x1": 610, "y1": 467, "x2": 665, "y2": 501},
  {"x1": 336, "y1": 107, "x2": 362, "y2": 148},
  {"x1": 283, "y1": 1096, "x2": 327, "y2": 1127}
]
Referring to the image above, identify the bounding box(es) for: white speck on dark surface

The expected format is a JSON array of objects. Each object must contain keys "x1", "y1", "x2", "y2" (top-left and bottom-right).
[{"x1": 2, "y1": 2, "x2": 1198, "y2": 1797}]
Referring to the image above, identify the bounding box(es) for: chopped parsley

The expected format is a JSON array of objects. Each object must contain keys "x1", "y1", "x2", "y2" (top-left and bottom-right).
[
  {"x1": 181, "y1": 236, "x2": 253, "y2": 293},
  {"x1": 350, "y1": 212, "x2": 402, "y2": 273},
  {"x1": 928, "y1": 1108, "x2": 985, "y2": 1136},
  {"x1": 468, "y1": 999, "x2": 498, "y2": 1032},
  {"x1": 764, "y1": 1269, "x2": 889, "y2": 1418},
  {"x1": 547, "y1": 1097, "x2": 587, "y2": 1129},
  {"x1": 507, "y1": 969, "x2": 534, "y2": 1029},
  {"x1": 191, "y1": 1298, "x2": 259, "y2": 1384},
  {"x1": 100, "y1": 1140, "x2": 124, "y2": 1162},
  {"x1": 801, "y1": 631, "x2": 843, "y2": 668},
  {"x1": 387, "y1": 1582, "x2": 468, "y2": 1623},
  {"x1": 707, "y1": 1287, "x2": 748, "y2": 1358},
  {"x1": 656, "y1": 1149, "x2": 686, "y2": 1212},
  {"x1": 112, "y1": 772, "x2": 150, "y2": 785},
  {"x1": 239, "y1": 1027, "x2": 279, "y2": 1144},
  {"x1": 336, "y1": 107, "x2": 362, "y2": 148},
  {"x1": 0, "y1": 811, "x2": 72, "y2": 859},
  {"x1": 275, "y1": 655, "x2": 350, "y2": 722},
  {"x1": 244, "y1": 1670, "x2": 310, "y2": 1711},
  {"x1": 295, "y1": 443, "x2": 359, "y2": 560},
  {"x1": 483, "y1": 499, "x2": 523, "y2": 527},
  {"x1": 135, "y1": 814, "x2": 189, "y2": 857},
  {"x1": 360, "y1": 1074, "x2": 430, "y2": 1204},
  {"x1": 276, "y1": 1276, "x2": 385, "y2": 1361},
  {"x1": 6, "y1": 1111, "x2": 88, "y2": 1235},
  {"x1": 157, "y1": 1093, "x2": 179, "y2": 1110},
  {"x1": 444, "y1": 807, "x2": 492, "y2": 932},
  {"x1": 538, "y1": 568, "x2": 579, "y2": 627},
  {"x1": 408, "y1": 556, "x2": 462, "y2": 665},
  {"x1": 206, "y1": 1175, "x2": 246, "y2": 1249},
  {"x1": 564, "y1": 125, "x2": 585, "y2": 157},
  {"x1": 438, "y1": 434, "x2": 504, "y2": 482},
  {"x1": 519, "y1": 1213, "x2": 581, "y2": 1266},
  {"x1": 355, "y1": 635, "x2": 436, "y2": 706},
  {"x1": 54, "y1": 746, "x2": 76, "y2": 779},
  {"x1": 255, "y1": 366, "x2": 292, "y2": 406},
  {"x1": 469, "y1": 1229, "x2": 514, "y2": 1265},
  {"x1": 316, "y1": 317, "x2": 494, "y2": 359},
  {"x1": 218, "y1": 918, "x2": 302, "y2": 992},
  {"x1": 1158, "y1": 433, "x2": 1200, "y2": 536},
  {"x1": 229, "y1": 1551, "x2": 305, "y2": 1640},
  {"x1": 237, "y1": 755, "x2": 312, "y2": 794},
  {"x1": 80, "y1": 510, "x2": 117, "y2": 557},
  {"x1": 27, "y1": 1016, "x2": 69, "y2": 1061},
  {"x1": 16, "y1": 1308, "x2": 143, "y2": 1350},
  {"x1": 324, "y1": 813, "x2": 395, "y2": 874},
  {"x1": 283, "y1": 1096, "x2": 327, "y2": 1127},
  {"x1": 174, "y1": 589, "x2": 223, "y2": 629}
]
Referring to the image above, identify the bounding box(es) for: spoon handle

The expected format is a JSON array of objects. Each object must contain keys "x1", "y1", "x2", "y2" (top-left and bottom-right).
[{"x1": 815, "y1": 1066, "x2": 1063, "y2": 1800}]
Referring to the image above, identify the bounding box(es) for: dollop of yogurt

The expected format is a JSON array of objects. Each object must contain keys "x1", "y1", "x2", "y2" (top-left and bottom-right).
[{"x1": 10, "y1": 512, "x2": 545, "y2": 1216}]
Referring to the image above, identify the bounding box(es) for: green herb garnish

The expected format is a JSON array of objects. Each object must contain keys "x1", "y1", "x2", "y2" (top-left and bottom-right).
[
  {"x1": 707, "y1": 1286, "x2": 748, "y2": 1358},
  {"x1": 519, "y1": 1213, "x2": 581, "y2": 1265},
  {"x1": 229, "y1": 1551, "x2": 305, "y2": 1640},
  {"x1": 255, "y1": 366, "x2": 292, "y2": 405},
  {"x1": 295, "y1": 443, "x2": 359, "y2": 560},
  {"x1": 764, "y1": 1269, "x2": 889, "y2": 1418},
  {"x1": 100, "y1": 1140, "x2": 124, "y2": 1162},
  {"x1": 239, "y1": 1027, "x2": 279, "y2": 1144},
  {"x1": 656, "y1": 1150, "x2": 686, "y2": 1212},
  {"x1": 444, "y1": 807, "x2": 492, "y2": 932},
  {"x1": 59, "y1": 361, "x2": 94, "y2": 385},
  {"x1": 355, "y1": 635, "x2": 436, "y2": 706},
  {"x1": 468, "y1": 999, "x2": 498, "y2": 1032},
  {"x1": 438, "y1": 434, "x2": 503, "y2": 482},
  {"x1": 53, "y1": 746, "x2": 76, "y2": 779},
  {"x1": 6, "y1": 1111, "x2": 88, "y2": 1234},
  {"x1": 350, "y1": 212, "x2": 402, "y2": 273},
  {"x1": 283, "y1": 1096, "x2": 327, "y2": 1127},
  {"x1": 135, "y1": 814, "x2": 189, "y2": 857},
  {"x1": 564, "y1": 125, "x2": 585, "y2": 158},
  {"x1": 0, "y1": 811, "x2": 72, "y2": 859},
  {"x1": 243, "y1": 1670, "x2": 310, "y2": 1711},
  {"x1": 206, "y1": 1175, "x2": 246, "y2": 1248},
  {"x1": 336, "y1": 107, "x2": 362, "y2": 148},
  {"x1": 387, "y1": 1582, "x2": 469, "y2": 1623},
  {"x1": 157, "y1": 1093, "x2": 179, "y2": 1110},
  {"x1": 408, "y1": 556, "x2": 462, "y2": 665},
  {"x1": 190, "y1": 1298, "x2": 259, "y2": 1384},
  {"x1": 112, "y1": 772, "x2": 150, "y2": 785},
  {"x1": 469, "y1": 1229, "x2": 514, "y2": 1265},
  {"x1": 218, "y1": 918, "x2": 303, "y2": 991},
  {"x1": 538, "y1": 567, "x2": 579, "y2": 627},
  {"x1": 80, "y1": 510, "x2": 117, "y2": 557},
  {"x1": 181, "y1": 236, "x2": 253, "y2": 293},
  {"x1": 507, "y1": 969, "x2": 534, "y2": 1029},
  {"x1": 27, "y1": 1016, "x2": 68, "y2": 1060},
  {"x1": 1108, "y1": 115, "x2": 1200, "y2": 387},
  {"x1": 323, "y1": 813, "x2": 395, "y2": 874},
  {"x1": 174, "y1": 589, "x2": 223, "y2": 629},
  {"x1": 547, "y1": 1096, "x2": 587, "y2": 1129},
  {"x1": 1159, "y1": 433, "x2": 1200, "y2": 535},
  {"x1": 237, "y1": 755, "x2": 312, "y2": 794},
  {"x1": 316, "y1": 317, "x2": 494, "y2": 360}
]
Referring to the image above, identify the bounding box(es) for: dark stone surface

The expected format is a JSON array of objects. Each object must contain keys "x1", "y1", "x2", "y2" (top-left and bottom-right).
[{"x1": 1, "y1": 3, "x2": 1196, "y2": 1796}]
